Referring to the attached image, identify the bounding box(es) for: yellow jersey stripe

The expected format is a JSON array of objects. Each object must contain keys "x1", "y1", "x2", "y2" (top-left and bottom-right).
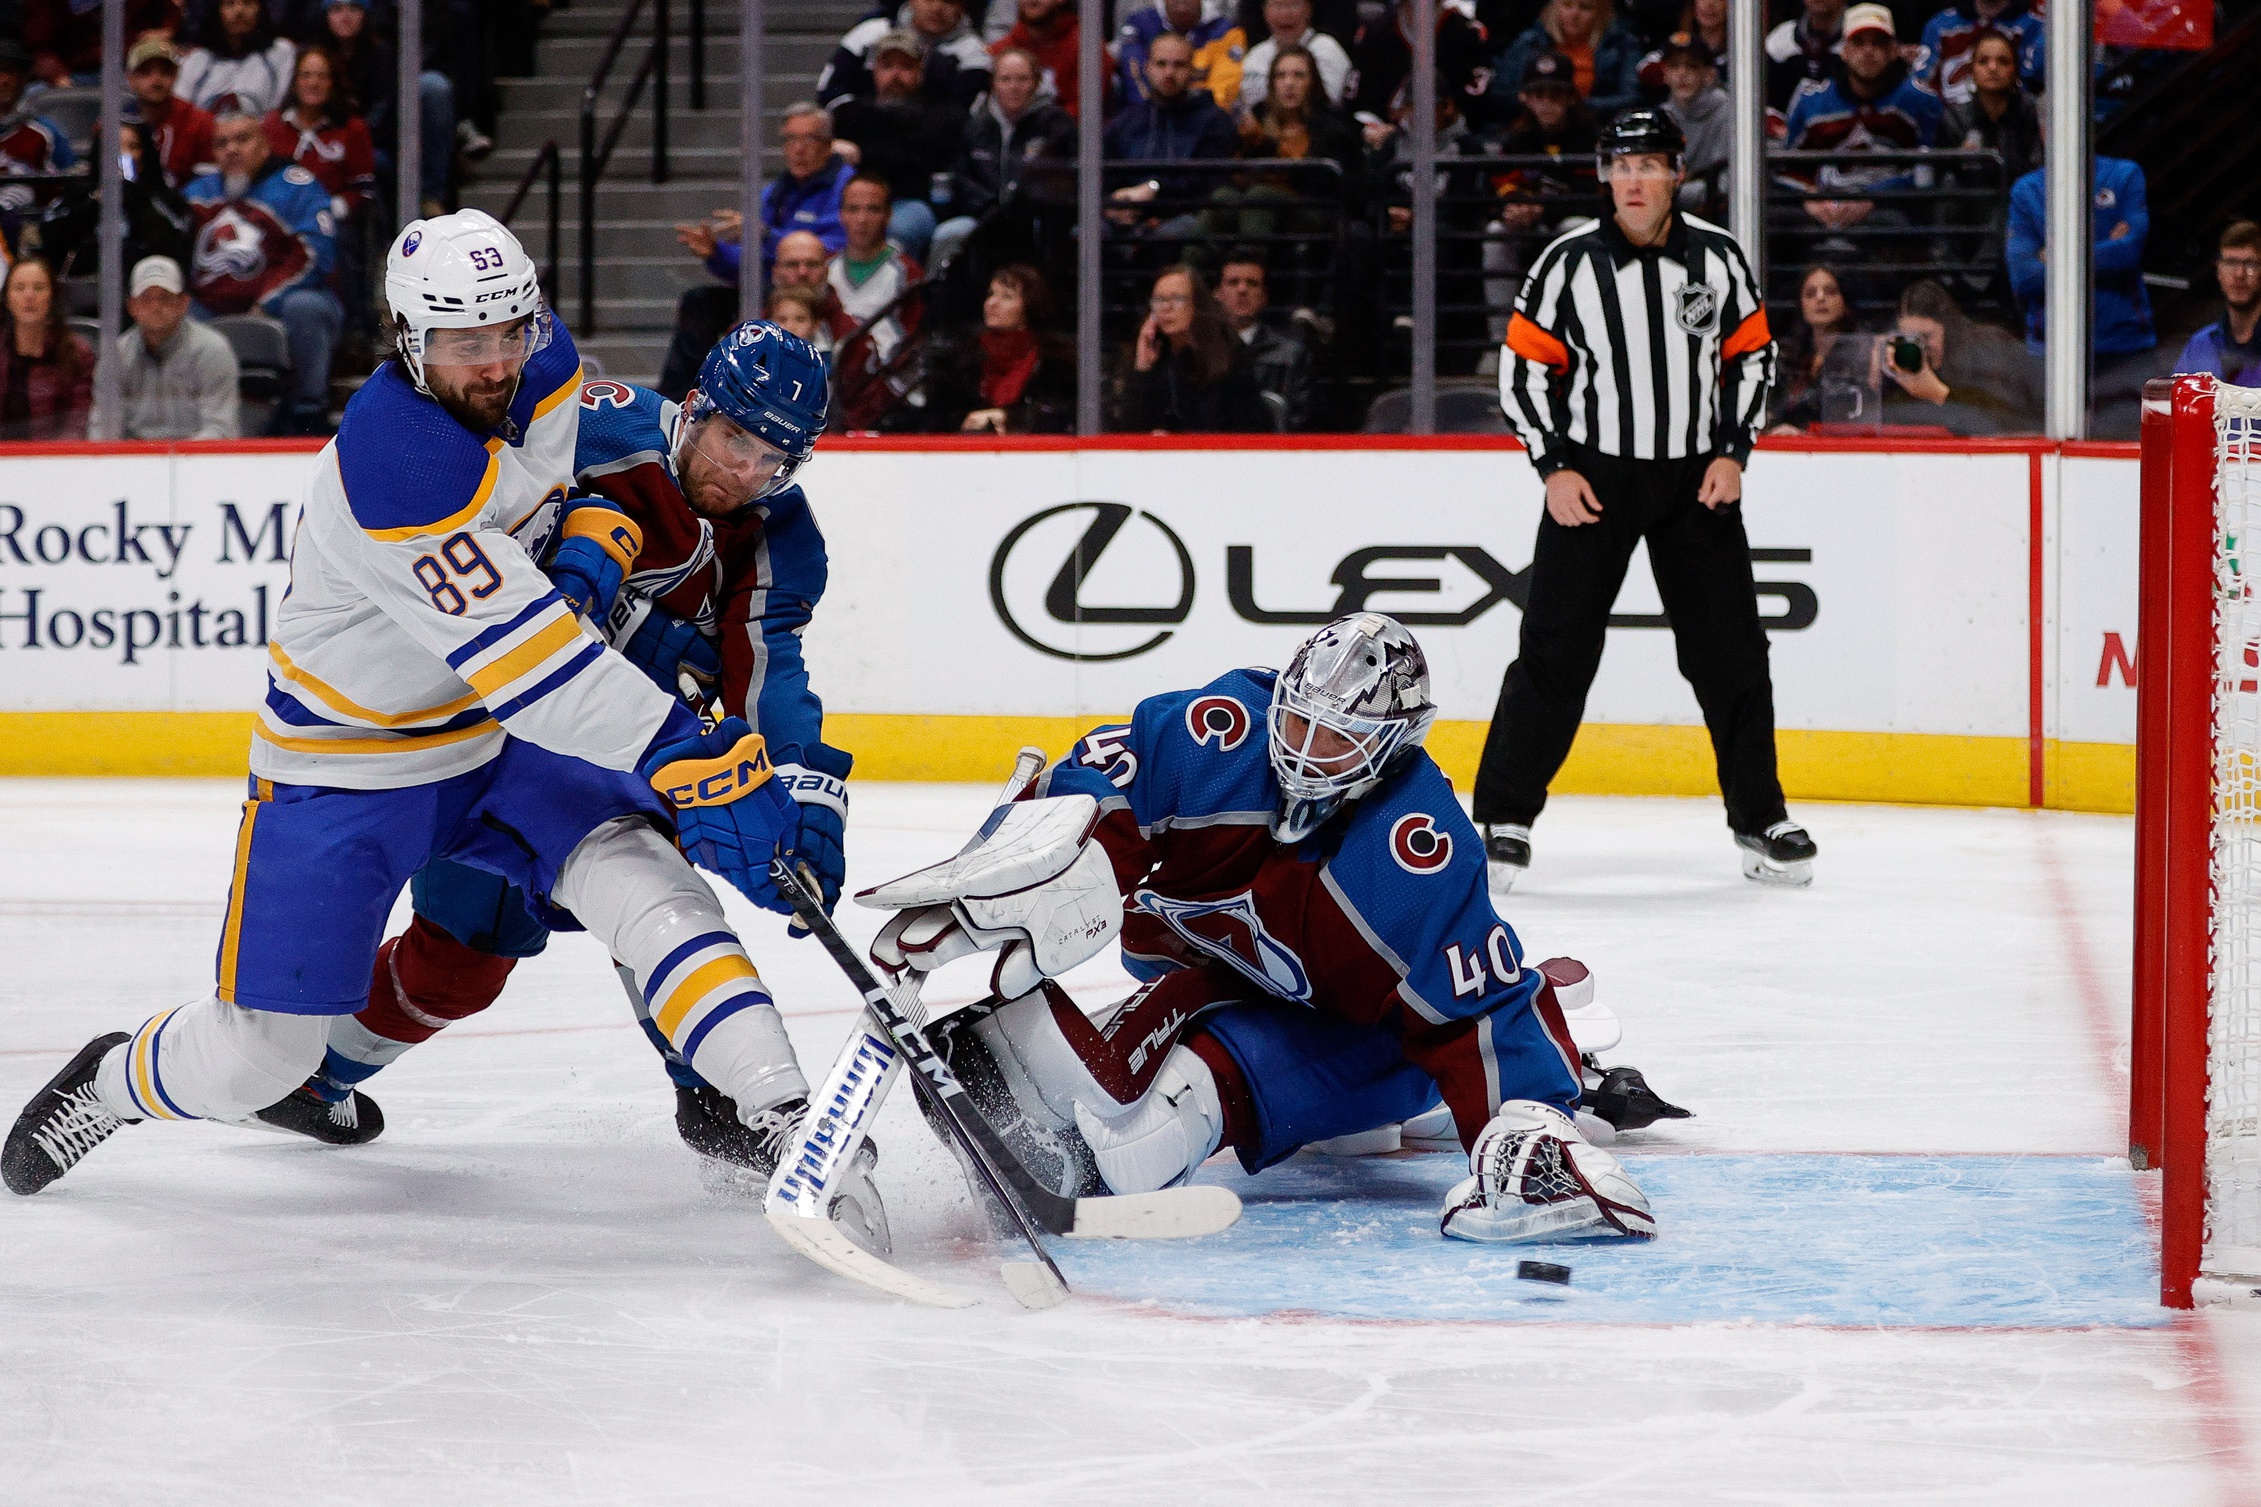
[
  {"x1": 269, "y1": 643, "x2": 484, "y2": 729},
  {"x1": 252, "y1": 718, "x2": 500, "y2": 757},
  {"x1": 216, "y1": 792, "x2": 266, "y2": 1005},
  {"x1": 131, "y1": 1009, "x2": 183, "y2": 1120},
  {"x1": 464, "y1": 611, "x2": 586, "y2": 699},
  {"x1": 361, "y1": 438, "x2": 506, "y2": 543},
  {"x1": 654, "y1": 953, "x2": 761, "y2": 1042},
  {"x1": 532, "y1": 365, "x2": 585, "y2": 421}
]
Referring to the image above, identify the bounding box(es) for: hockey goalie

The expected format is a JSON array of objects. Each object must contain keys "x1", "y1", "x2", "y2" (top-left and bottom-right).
[{"x1": 861, "y1": 612, "x2": 1687, "y2": 1245}]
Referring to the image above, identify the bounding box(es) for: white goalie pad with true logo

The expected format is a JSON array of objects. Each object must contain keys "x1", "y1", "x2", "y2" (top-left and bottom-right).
[{"x1": 857, "y1": 795, "x2": 1125, "y2": 995}]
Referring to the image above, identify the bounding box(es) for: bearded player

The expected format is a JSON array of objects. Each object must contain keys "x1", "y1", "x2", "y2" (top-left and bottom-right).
[
  {"x1": 251, "y1": 320, "x2": 859, "y2": 1177},
  {"x1": 858, "y1": 614, "x2": 1686, "y2": 1244}
]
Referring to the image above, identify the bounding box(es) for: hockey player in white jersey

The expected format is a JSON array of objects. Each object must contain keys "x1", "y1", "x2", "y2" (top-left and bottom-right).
[{"x1": 2, "y1": 213, "x2": 859, "y2": 1232}]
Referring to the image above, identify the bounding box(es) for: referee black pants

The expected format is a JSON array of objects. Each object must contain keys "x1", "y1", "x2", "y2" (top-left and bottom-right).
[{"x1": 1473, "y1": 448, "x2": 1789, "y2": 837}]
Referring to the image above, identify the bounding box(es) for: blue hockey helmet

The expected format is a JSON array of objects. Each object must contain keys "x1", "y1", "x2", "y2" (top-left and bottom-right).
[{"x1": 684, "y1": 320, "x2": 830, "y2": 501}]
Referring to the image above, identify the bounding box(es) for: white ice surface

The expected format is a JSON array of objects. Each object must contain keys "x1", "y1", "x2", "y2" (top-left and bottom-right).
[{"x1": 3, "y1": 781, "x2": 2259, "y2": 1505}]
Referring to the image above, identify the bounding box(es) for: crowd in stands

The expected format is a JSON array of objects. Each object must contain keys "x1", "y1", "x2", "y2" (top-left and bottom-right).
[
  {"x1": 641, "y1": 0, "x2": 2236, "y2": 437},
  {"x1": 0, "y1": 0, "x2": 527, "y2": 437}
]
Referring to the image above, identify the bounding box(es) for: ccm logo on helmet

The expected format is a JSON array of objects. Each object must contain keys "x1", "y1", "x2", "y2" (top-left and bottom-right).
[
  {"x1": 1390, "y1": 813, "x2": 1453, "y2": 875},
  {"x1": 1185, "y1": 695, "x2": 1251, "y2": 751}
]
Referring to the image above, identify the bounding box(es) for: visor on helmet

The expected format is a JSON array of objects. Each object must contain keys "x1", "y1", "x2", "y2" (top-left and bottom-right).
[
  {"x1": 419, "y1": 307, "x2": 555, "y2": 370},
  {"x1": 683, "y1": 409, "x2": 799, "y2": 504}
]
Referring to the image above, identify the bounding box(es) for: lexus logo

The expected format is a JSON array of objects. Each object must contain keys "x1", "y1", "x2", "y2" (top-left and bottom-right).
[{"x1": 989, "y1": 502, "x2": 1194, "y2": 662}]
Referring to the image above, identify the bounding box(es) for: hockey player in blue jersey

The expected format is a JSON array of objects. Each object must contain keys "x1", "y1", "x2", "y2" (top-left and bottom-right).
[
  {"x1": 2, "y1": 216, "x2": 852, "y2": 1228},
  {"x1": 859, "y1": 614, "x2": 1683, "y2": 1242},
  {"x1": 244, "y1": 322, "x2": 863, "y2": 1178}
]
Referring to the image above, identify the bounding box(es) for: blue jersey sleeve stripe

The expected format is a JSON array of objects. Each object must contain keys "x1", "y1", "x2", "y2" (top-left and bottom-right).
[
  {"x1": 444, "y1": 592, "x2": 568, "y2": 669},
  {"x1": 640, "y1": 931, "x2": 740, "y2": 1007},
  {"x1": 680, "y1": 989, "x2": 770, "y2": 1062},
  {"x1": 487, "y1": 640, "x2": 607, "y2": 722}
]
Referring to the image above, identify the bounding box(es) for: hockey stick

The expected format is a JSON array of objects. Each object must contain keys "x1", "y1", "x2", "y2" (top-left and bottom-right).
[{"x1": 768, "y1": 861, "x2": 1242, "y2": 1235}]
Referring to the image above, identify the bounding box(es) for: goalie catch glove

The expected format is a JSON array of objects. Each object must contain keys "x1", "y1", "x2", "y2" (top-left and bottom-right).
[
  {"x1": 1440, "y1": 1100, "x2": 1657, "y2": 1244},
  {"x1": 859, "y1": 795, "x2": 1123, "y2": 997},
  {"x1": 771, "y1": 742, "x2": 852, "y2": 920},
  {"x1": 639, "y1": 716, "x2": 800, "y2": 915}
]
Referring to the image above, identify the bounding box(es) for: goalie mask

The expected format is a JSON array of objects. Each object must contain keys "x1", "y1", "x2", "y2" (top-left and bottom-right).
[
  {"x1": 1267, "y1": 613, "x2": 1438, "y2": 842},
  {"x1": 384, "y1": 208, "x2": 553, "y2": 398}
]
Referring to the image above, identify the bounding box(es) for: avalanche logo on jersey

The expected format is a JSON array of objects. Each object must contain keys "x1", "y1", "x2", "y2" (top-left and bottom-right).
[
  {"x1": 581, "y1": 379, "x2": 638, "y2": 411},
  {"x1": 1389, "y1": 813, "x2": 1453, "y2": 876},
  {"x1": 194, "y1": 205, "x2": 272, "y2": 284},
  {"x1": 1184, "y1": 694, "x2": 1252, "y2": 751},
  {"x1": 1130, "y1": 888, "x2": 1312, "y2": 1003}
]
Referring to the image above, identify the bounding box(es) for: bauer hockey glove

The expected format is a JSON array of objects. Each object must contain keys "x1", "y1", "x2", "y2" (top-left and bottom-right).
[
  {"x1": 640, "y1": 716, "x2": 800, "y2": 915},
  {"x1": 620, "y1": 600, "x2": 722, "y2": 703},
  {"x1": 546, "y1": 502, "x2": 642, "y2": 622},
  {"x1": 771, "y1": 741, "x2": 853, "y2": 920}
]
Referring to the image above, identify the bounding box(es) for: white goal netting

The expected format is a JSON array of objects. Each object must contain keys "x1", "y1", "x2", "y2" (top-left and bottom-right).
[{"x1": 2210, "y1": 380, "x2": 2261, "y2": 1284}]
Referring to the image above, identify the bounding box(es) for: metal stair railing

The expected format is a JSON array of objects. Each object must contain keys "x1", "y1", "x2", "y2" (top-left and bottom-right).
[
  {"x1": 578, "y1": 0, "x2": 672, "y2": 332},
  {"x1": 500, "y1": 139, "x2": 564, "y2": 307}
]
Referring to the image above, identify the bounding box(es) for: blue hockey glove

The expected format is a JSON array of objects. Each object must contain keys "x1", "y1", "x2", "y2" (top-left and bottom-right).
[
  {"x1": 621, "y1": 601, "x2": 722, "y2": 701},
  {"x1": 640, "y1": 716, "x2": 800, "y2": 915},
  {"x1": 771, "y1": 741, "x2": 853, "y2": 922},
  {"x1": 547, "y1": 503, "x2": 642, "y2": 621}
]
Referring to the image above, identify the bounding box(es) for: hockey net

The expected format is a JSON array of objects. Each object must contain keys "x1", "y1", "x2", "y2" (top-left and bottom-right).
[{"x1": 2135, "y1": 374, "x2": 2261, "y2": 1307}]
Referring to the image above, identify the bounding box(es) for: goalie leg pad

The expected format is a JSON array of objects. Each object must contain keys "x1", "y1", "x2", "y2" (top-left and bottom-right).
[
  {"x1": 95, "y1": 995, "x2": 329, "y2": 1124},
  {"x1": 1074, "y1": 1046, "x2": 1225, "y2": 1195},
  {"x1": 1440, "y1": 1100, "x2": 1657, "y2": 1244},
  {"x1": 555, "y1": 817, "x2": 807, "y2": 1115}
]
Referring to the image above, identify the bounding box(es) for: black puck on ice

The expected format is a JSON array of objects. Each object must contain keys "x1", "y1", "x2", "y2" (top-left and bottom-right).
[{"x1": 1516, "y1": 1260, "x2": 1572, "y2": 1286}]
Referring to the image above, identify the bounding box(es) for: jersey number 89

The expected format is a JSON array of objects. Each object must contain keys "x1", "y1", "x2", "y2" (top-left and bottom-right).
[{"x1": 413, "y1": 532, "x2": 505, "y2": 615}]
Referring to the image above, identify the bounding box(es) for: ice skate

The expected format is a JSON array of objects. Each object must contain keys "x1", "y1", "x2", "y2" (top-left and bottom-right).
[
  {"x1": 3, "y1": 1032, "x2": 134, "y2": 1195},
  {"x1": 684, "y1": 1089, "x2": 892, "y2": 1256},
  {"x1": 1736, "y1": 821, "x2": 1816, "y2": 886},
  {"x1": 1483, "y1": 823, "x2": 1531, "y2": 895},
  {"x1": 1441, "y1": 1100, "x2": 1656, "y2": 1243},
  {"x1": 249, "y1": 1085, "x2": 386, "y2": 1146}
]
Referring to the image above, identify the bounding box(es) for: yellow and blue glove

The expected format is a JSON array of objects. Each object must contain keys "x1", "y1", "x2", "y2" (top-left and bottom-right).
[
  {"x1": 640, "y1": 716, "x2": 800, "y2": 914},
  {"x1": 548, "y1": 502, "x2": 642, "y2": 621}
]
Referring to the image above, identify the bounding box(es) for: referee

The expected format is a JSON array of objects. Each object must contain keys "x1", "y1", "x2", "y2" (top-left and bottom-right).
[{"x1": 1476, "y1": 110, "x2": 1817, "y2": 891}]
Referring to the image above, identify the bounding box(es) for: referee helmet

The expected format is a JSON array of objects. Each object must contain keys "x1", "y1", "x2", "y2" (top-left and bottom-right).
[{"x1": 1596, "y1": 109, "x2": 1686, "y2": 173}]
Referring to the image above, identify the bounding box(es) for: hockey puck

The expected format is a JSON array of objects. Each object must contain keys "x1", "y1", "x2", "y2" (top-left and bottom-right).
[{"x1": 1516, "y1": 1260, "x2": 1572, "y2": 1286}]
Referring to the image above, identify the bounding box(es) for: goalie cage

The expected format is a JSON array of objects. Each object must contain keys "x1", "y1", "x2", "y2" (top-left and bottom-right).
[{"x1": 2135, "y1": 374, "x2": 2261, "y2": 1308}]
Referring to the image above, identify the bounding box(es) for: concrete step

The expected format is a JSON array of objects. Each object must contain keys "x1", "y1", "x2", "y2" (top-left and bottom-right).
[
  {"x1": 532, "y1": 32, "x2": 836, "y2": 78},
  {"x1": 539, "y1": 0, "x2": 864, "y2": 42},
  {"x1": 469, "y1": 176, "x2": 764, "y2": 219},
  {"x1": 488, "y1": 108, "x2": 752, "y2": 156}
]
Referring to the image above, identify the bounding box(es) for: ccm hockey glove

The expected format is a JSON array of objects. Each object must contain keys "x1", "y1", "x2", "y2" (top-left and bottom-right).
[
  {"x1": 546, "y1": 502, "x2": 642, "y2": 621},
  {"x1": 640, "y1": 717, "x2": 800, "y2": 914}
]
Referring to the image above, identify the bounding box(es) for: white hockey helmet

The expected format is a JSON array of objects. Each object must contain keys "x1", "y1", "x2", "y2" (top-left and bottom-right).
[
  {"x1": 384, "y1": 208, "x2": 551, "y2": 394},
  {"x1": 1267, "y1": 613, "x2": 1438, "y2": 842}
]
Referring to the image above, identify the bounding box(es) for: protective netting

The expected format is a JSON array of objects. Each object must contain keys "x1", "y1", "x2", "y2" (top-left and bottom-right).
[{"x1": 2210, "y1": 381, "x2": 2261, "y2": 1280}]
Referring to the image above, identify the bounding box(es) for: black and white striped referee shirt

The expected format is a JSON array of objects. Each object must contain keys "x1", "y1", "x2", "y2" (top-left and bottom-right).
[{"x1": 1499, "y1": 212, "x2": 1776, "y2": 476}]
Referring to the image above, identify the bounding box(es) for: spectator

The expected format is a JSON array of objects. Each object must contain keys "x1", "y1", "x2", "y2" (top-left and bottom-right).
[
  {"x1": 1113, "y1": 263, "x2": 1270, "y2": 432},
  {"x1": 1210, "y1": 45, "x2": 1362, "y2": 284},
  {"x1": 1767, "y1": 264, "x2": 1871, "y2": 430},
  {"x1": 178, "y1": 0, "x2": 299, "y2": 118},
  {"x1": 22, "y1": 0, "x2": 180, "y2": 88},
  {"x1": 656, "y1": 228, "x2": 835, "y2": 401},
  {"x1": 915, "y1": 263, "x2": 1074, "y2": 433},
  {"x1": 126, "y1": 35, "x2": 219, "y2": 191},
  {"x1": 1375, "y1": 80, "x2": 1495, "y2": 373},
  {"x1": 1916, "y1": 0, "x2": 2043, "y2": 108},
  {"x1": 0, "y1": 256, "x2": 93, "y2": 441},
  {"x1": 828, "y1": 173, "x2": 926, "y2": 429},
  {"x1": 2006, "y1": 144, "x2": 2155, "y2": 435},
  {"x1": 932, "y1": 44, "x2": 1077, "y2": 268},
  {"x1": 990, "y1": 0, "x2": 1085, "y2": 119},
  {"x1": 1237, "y1": 42, "x2": 1361, "y2": 173},
  {"x1": 1486, "y1": 47, "x2": 1599, "y2": 321},
  {"x1": 1215, "y1": 254, "x2": 1310, "y2": 429},
  {"x1": 1764, "y1": 0, "x2": 1842, "y2": 119},
  {"x1": 819, "y1": 0, "x2": 993, "y2": 115},
  {"x1": 677, "y1": 103, "x2": 851, "y2": 310},
  {"x1": 831, "y1": 29, "x2": 967, "y2": 264},
  {"x1": 1938, "y1": 28, "x2": 2040, "y2": 183},
  {"x1": 1634, "y1": 0, "x2": 1726, "y2": 98},
  {"x1": 1105, "y1": 30, "x2": 1238, "y2": 232},
  {"x1": 184, "y1": 108, "x2": 341, "y2": 434},
  {"x1": 104, "y1": 255, "x2": 242, "y2": 440},
  {"x1": 1118, "y1": 0, "x2": 1246, "y2": 111},
  {"x1": 0, "y1": 40, "x2": 76, "y2": 237},
  {"x1": 322, "y1": 0, "x2": 454, "y2": 220},
  {"x1": 1877, "y1": 278, "x2": 2041, "y2": 434},
  {"x1": 1780, "y1": 5, "x2": 1941, "y2": 234},
  {"x1": 1348, "y1": 0, "x2": 1495, "y2": 144},
  {"x1": 765, "y1": 285, "x2": 830, "y2": 348},
  {"x1": 2178, "y1": 221, "x2": 2261, "y2": 387},
  {"x1": 1491, "y1": 0, "x2": 1645, "y2": 125},
  {"x1": 265, "y1": 45, "x2": 376, "y2": 218},
  {"x1": 1657, "y1": 35, "x2": 1727, "y2": 210},
  {"x1": 1240, "y1": 0, "x2": 1353, "y2": 110}
]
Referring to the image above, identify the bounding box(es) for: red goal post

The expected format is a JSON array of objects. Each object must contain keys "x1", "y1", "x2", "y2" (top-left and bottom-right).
[{"x1": 2134, "y1": 374, "x2": 2261, "y2": 1308}]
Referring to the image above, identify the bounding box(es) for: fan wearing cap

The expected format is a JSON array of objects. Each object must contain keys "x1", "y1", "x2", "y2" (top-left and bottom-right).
[
  {"x1": 827, "y1": 28, "x2": 968, "y2": 264},
  {"x1": 1486, "y1": 110, "x2": 1817, "y2": 889},
  {"x1": 100, "y1": 254, "x2": 243, "y2": 440},
  {"x1": 125, "y1": 34, "x2": 219, "y2": 190},
  {"x1": 1779, "y1": 3, "x2": 1942, "y2": 231},
  {"x1": 1655, "y1": 33, "x2": 1730, "y2": 209}
]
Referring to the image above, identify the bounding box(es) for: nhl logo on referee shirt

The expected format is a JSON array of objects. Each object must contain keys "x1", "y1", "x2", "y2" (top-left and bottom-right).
[{"x1": 1674, "y1": 282, "x2": 1720, "y2": 336}]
